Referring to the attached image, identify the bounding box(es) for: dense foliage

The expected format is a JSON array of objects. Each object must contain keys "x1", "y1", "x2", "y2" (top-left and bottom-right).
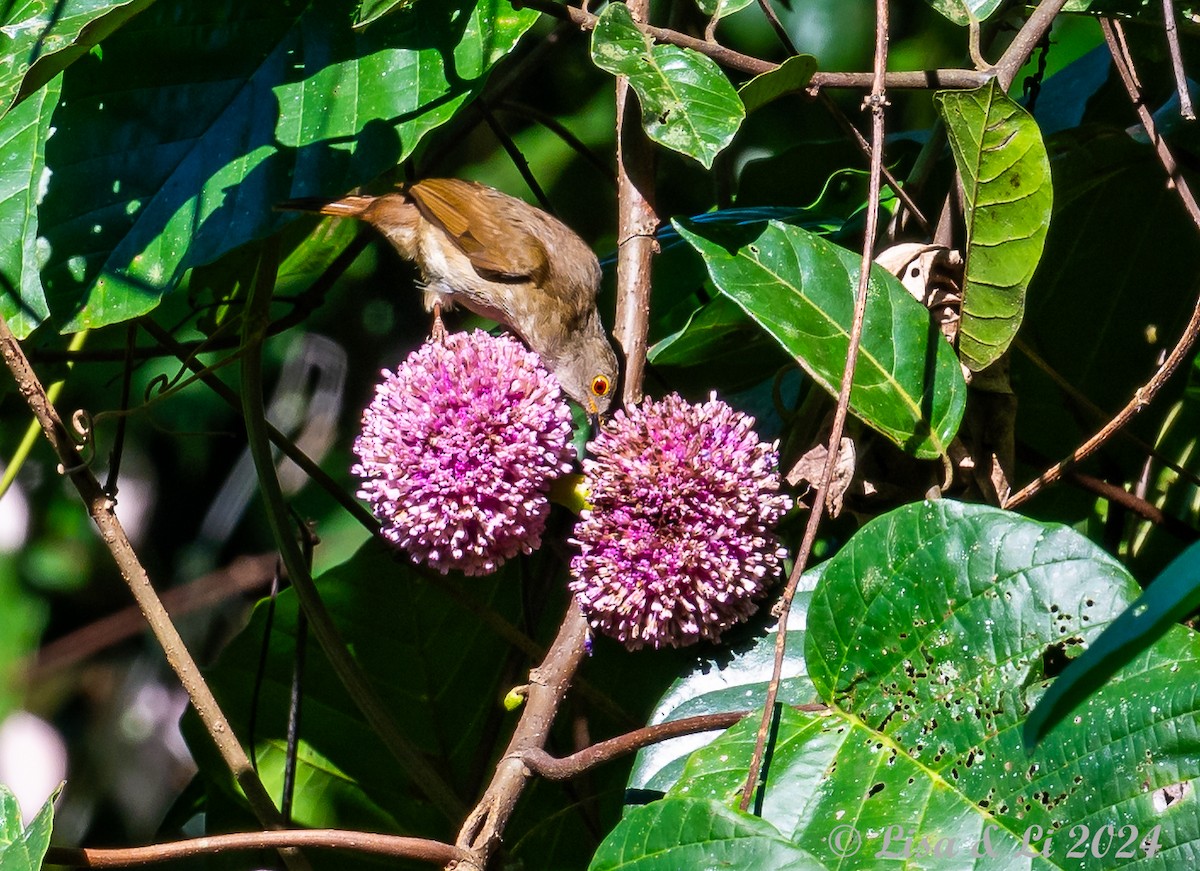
[{"x1": 2, "y1": 1, "x2": 1200, "y2": 869}]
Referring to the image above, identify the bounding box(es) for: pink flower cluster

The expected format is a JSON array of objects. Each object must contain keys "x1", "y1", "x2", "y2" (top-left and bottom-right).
[
  {"x1": 352, "y1": 330, "x2": 575, "y2": 576},
  {"x1": 354, "y1": 330, "x2": 790, "y2": 647}
]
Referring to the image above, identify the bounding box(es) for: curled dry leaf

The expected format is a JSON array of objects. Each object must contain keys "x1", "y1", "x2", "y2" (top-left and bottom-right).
[
  {"x1": 786, "y1": 436, "x2": 856, "y2": 518},
  {"x1": 874, "y1": 242, "x2": 963, "y2": 343}
]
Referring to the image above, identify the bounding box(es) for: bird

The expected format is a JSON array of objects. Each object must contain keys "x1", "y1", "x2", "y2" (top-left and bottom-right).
[{"x1": 279, "y1": 178, "x2": 619, "y2": 414}]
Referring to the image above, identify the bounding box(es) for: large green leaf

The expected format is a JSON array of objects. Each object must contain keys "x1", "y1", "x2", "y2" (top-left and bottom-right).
[
  {"x1": 590, "y1": 2, "x2": 744, "y2": 169},
  {"x1": 0, "y1": 0, "x2": 154, "y2": 115},
  {"x1": 37, "y1": 0, "x2": 537, "y2": 333},
  {"x1": 590, "y1": 798, "x2": 822, "y2": 871},
  {"x1": 936, "y1": 82, "x2": 1052, "y2": 370},
  {"x1": 596, "y1": 501, "x2": 1200, "y2": 868},
  {"x1": 0, "y1": 75, "x2": 58, "y2": 338},
  {"x1": 674, "y1": 218, "x2": 967, "y2": 459},
  {"x1": 0, "y1": 784, "x2": 56, "y2": 871}
]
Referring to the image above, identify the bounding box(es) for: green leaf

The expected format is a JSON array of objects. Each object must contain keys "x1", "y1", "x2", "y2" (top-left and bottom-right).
[
  {"x1": 590, "y1": 2, "x2": 744, "y2": 169},
  {"x1": 0, "y1": 0, "x2": 154, "y2": 115},
  {"x1": 0, "y1": 784, "x2": 57, "y2": 871},
  {"x1": 1026, "y1": 537, "x2": 1200, "y2": 746},
  {"x1": 923, "y1": 0, "x2": 1005, "y2": 26},
  {"x1": 612, "y1": 501, "x2": 1200, "y2": 867},
  {"x1": 673, "y1": 218, "x2": 967, "y2": 459},
  {"x1": 38, "y1": 0, "x2": 537, "y2": 333},
  {"x1": 936, "y1": 81, "x2": 1052, "y2": 370},
  {"x1": 589, "y1": 798, "x2": 822, "y2": 871},
  {"x1": 0, "y1": 75, "x2": 58, "y2": 338},
  {"x1": 738, "y1": 55, "x2": 817, "y2": 114}
]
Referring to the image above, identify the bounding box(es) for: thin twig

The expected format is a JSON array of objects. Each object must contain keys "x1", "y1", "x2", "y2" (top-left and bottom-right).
[
  {"x1": 740, "y1": 0, "x2": 891, "y2": 813},
  {"x1": 514, "y1": 0, "x2": 987, "y2": 88},
  {"x1": 1007, "y1": 18, "x2": 1200, "y2": 507},
  {"x1": 1068, "y1": 470, "x2": 1199, "y2": 541},
  {"x1": 0, "y1": 314, "x2": 304, "y2": 870},
  {"x1": 478, "y1": 103, "x2": 555, "y2": 213},
  {"x1": 138, "y1": 320, "x2": 381, "y2": 534},
  {"x1": 1015, "y1": 338, "x2": 1200, "y2": 491},
  {"x1": 44, "y1": 831, "x2": 467, "y2": 868},
  {"x1": 103, "y1": 322, "x2": 136, "y2": 495},
  {"x1": 1163, "y1": 0, "x2": 1195, "y2": 120},
  {"x1": 496, "y1": 102, "x2": 617, "y2": 186},
  {"x1": 523, "y1": 706, "x2": 827, "y2": 780}
]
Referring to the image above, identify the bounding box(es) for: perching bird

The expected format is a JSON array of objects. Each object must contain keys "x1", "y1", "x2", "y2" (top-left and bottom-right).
[{"x1": 280, "y1": 178, "x2": 619, "y2": 414}]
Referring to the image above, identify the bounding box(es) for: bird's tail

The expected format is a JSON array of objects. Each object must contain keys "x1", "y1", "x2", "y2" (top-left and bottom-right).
[{"x1": 275, "y1": 195, "x2": 376, "y2": 217}]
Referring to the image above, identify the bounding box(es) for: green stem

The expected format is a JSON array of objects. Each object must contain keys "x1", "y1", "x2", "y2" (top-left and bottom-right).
[{"x1": 238, "y1": 245, "x2": 466, "y2": 825}]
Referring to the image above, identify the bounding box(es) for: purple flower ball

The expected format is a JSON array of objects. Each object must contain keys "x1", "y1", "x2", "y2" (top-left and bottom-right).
[
  {"x1": 570, "y1": 394, "x2": 792, "y2": 650},
  {"x1": 353, "y1": 330, "x2": 576, "y2": 576}
]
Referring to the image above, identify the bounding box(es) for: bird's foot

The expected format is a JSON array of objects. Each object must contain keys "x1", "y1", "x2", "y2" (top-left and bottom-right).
[{"x1": 431, "y1": 302, "x2": 447, "y2": 344}]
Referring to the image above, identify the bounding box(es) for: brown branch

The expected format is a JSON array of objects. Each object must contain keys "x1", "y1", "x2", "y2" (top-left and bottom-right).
[
  {"x1": 44, "y1": 830, "x2": 466, "y2": 868},
  {"x1": 0, "y1": 314, "x2": 303, "y2": 870},
  {"x1": 1015, "y1": 338, "x2": 1200, "y2": 491},
  {"x1": 524, "y1": 712, "x2": 749, "y2": 779},
  {"x1": 514, "y1": 0, "x2": 987, "y2": 88},
  {"x1": 1067, "y1": 470, "x2": 1199, "y2": 541},
  {"x1": 521, "y1": 706, "x2": 824, "y2": 780},
  {"x1": 1007, "y1": 18, "x2": 1200, "y2": 507},
  {"x1": 741, "y1": 0, "x2": 891, "y2": 813},
  {"x1": 23, "y1": 552, "x2": 277, "y2": 682},
  {"x1": 994, "y1": 0, "x2": 1072, "y2": 91},
  {"x1": 1163, "y1": 0, "x2": 1195, "y2": 120},
  {"x1": 453, "y1": 605, "x2": 590, "y2": 870},
  {"x1": 613, "y1": 0, "x2": 658, "y2": 406}
]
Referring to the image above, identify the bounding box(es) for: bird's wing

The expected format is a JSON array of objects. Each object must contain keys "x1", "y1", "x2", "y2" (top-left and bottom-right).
[{"x1": 407, "y1": 179, "x2": 549, "y2": 283}]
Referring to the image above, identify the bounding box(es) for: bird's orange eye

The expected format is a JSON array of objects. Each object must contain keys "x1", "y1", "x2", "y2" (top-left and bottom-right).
[{"x1": 590, "y1": 375, "x2": 612, "y2": 397}]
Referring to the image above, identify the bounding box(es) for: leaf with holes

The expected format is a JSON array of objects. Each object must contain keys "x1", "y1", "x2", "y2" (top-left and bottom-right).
[
  {"x1": 0, "y1": 75, "x2": 58, "y2": 338},
  {"x1": 37, "y1": 0, "x2": 537, "y2": 333},
  {"x1": 936, "y1": 81, "x2": 1052, "y2": 370},
  {"x1": 595, "y1": 501, "x2": 1200, "y2": 868},
  {"x1": 674, "y1": 217, "x2": 966, "y2": 459},
  {"x1": 590, "y1": 2, "x2": 744, "y2": 169}
]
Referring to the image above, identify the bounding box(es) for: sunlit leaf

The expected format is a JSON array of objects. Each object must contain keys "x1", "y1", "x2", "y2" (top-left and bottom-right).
[
  {"x1": 38, "y1": 0, "x2": 537, "y2": 332},
  {"x1": 923, "y1": 0, "x2": 1005, "y2": 26},
  {"x1": 0, "y1": 0, "x2": 154, "y2": 115},
  {"x1": 0, "y1": 75, "x2": 58, "y2": 337},
  {"x1": 936, "y1": 81, "x2": 1052, "y2": 370},
  {"x1": 674, "y1": 218, "x2": 966, "y2": 459},
  {"x1": 0, "y1": 784, "x2": 57, "y2": 871},
  {"x1": 590, "y1": 2, "x2": 744, "y2": 169}
]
